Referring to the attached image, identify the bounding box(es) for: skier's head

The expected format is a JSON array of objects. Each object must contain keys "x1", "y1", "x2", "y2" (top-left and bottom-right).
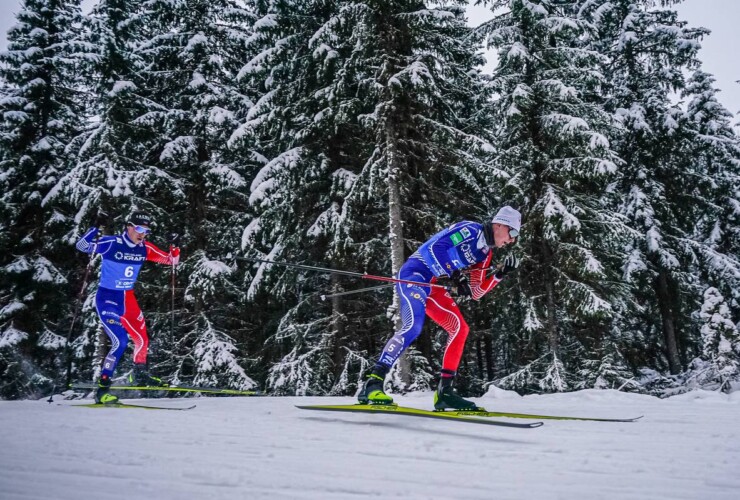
[
  {"x1": 488, "y1": 205, "x2": 521, "y2": 248},
  {"x1": 126, "y1": 212, "x2": 152, "y2": 244}
]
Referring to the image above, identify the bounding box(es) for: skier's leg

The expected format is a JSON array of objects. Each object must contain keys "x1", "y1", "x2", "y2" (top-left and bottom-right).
[
  {"x1": 94, "y1": 289, "x2": 128, "y2": 403},
  {"x1": 95, "y1": 289, "x2": 129, "y2": 378},
  {"x1": 359, "y1": 264, "x2": 431, "y2": 404},
  {"x1": 425, "y1": 289, "x2": 477, "y2": 410},
  {"x1": 376, "y1": 280, "x2": 429, "y2": 369},
  {"x1": 121, "y1": 291, "x2": 166, "y2": 386},
  {"x1": 121, "y1": 290, "x2": 147, "y2": 365},
  {"x1": 425, "y1": 288, "x2": 470, "y2": 374}
]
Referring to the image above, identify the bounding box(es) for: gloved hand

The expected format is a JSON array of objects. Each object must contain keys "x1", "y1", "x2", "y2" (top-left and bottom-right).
[
  {"x1": 169, "y1": 246, "x2": 181, "y2": 266},
  {"x1": 94, "y1": 210, "x2": 108, "y2": 229},
  {"x1": 494, "y1": 254, "x2": 520, "y2": 279},
  {"x1": 453, "y1": 273, "x2": 472, "y2": 297}
]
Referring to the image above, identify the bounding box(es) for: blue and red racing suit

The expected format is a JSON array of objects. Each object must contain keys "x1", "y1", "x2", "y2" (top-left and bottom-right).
[
  {"x1": 76, "y1": 228, "x2": 180, "y2": 378},
  {"x1": 377, "y1": 221, "x2": 503, "y2": 374}
]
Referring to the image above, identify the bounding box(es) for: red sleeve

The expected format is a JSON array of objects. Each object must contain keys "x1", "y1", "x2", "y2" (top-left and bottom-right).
[
  {"x1": 145, "y1": 241, "x2": 179, "y2": 265},
  {"x1": 468, "y1": 252, "x2": 502, "y2": 301}
]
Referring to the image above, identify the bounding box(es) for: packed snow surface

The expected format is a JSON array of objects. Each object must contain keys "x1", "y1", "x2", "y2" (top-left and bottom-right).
[{"x1": 1, "y1": 388, "x2": 739, "y2": 500}]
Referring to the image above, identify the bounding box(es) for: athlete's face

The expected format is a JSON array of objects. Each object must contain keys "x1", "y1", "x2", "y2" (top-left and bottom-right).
[
  {"x1": 126, "y1": 224, "x2": 149, "y2": 244},
  {"x1": 492, "y1": 223, "x2": 518, "y2": 248}
]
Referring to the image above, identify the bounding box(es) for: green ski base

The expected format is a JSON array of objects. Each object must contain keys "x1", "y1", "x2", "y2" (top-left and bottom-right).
[
  {"x1": 66, "y1": 402, "x2": 196, "y2": 411},
  {"x1": 69, "y1": 382, "x2": 259, "y2": 397},
  {"x1": 296, "y1": 404, "x2": 544, "y2": 428}
]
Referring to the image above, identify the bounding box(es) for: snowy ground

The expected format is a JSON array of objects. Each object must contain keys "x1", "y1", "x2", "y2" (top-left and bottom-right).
[{"x1": 1, "y1": 388, "x2": 738, "y2": 500}]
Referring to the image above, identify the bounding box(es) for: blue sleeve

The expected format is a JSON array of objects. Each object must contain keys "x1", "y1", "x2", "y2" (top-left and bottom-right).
[
  {"x1": 75, "y1": 227, "x2": 99, "y2": 254},
  {"x1": 75, "y1": 228, "x2": 115, "y2": 256}
]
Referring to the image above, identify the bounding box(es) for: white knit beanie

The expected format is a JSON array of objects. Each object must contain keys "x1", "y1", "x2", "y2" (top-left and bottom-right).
[{"x1": 492, "y1": 206, "x2": 522, "y2": 232}]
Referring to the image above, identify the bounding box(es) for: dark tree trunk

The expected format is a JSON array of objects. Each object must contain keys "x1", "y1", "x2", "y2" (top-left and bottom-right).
[
  {"x1": 484, "y1": 336, "x2": 494, "y2": 381},
  {"x1": 655, "y1": 269, "x2": 682, "y2": 374}
]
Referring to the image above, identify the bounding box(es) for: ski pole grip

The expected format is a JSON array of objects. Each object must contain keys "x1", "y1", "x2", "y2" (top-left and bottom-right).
[{"x1": 94, "y1": 210, "x2": 108, "y2": 229}]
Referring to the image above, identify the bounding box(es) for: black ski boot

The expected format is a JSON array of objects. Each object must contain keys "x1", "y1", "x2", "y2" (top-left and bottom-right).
[
  {"x1": 433, "y1": 372, "x2": 479, "y2": 411},
  {"x1": 95, "y1": 374, "x2": 119, "y2": 404},
  {"x1": 357, "y1": 365, "x2": 394, "y2": 405},
  {"x1": 129, "y1": 363, "x2": 168, "y2": 387}
]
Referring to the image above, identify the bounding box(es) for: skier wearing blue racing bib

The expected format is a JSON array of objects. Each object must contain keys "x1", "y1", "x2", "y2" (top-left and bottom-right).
[
  {"x1": 358, "y1": 206, "x2": 522, "y2": 410},
  {"x1": 76, "y1": 212, "x2": 181, "y2": 404}
]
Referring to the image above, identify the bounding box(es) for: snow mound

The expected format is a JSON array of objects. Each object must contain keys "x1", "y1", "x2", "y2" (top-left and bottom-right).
[{"x1": 482, "y1": 384, "x2": 522, "y2": 400}]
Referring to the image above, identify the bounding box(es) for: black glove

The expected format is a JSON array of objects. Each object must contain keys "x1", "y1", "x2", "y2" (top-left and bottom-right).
[
  {"x1": 167, "y1": 232, "x2": 181, "y2": 246},
  {"x1": 494, "y1": 254, "x2": 520, "y2": 279},
  {"x1": 94, "y1": 210, "x2": 108, "y2": 229},
  {"x1": 453, "y1": 273, "x2": 472, "y2": 297}
]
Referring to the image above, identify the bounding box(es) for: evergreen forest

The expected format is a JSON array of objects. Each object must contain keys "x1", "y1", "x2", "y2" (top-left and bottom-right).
[{"x1": 1, "y1": 0, "x2": 738, "y2": 400}]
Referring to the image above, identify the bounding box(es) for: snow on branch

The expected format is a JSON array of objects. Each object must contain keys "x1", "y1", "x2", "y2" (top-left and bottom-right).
[
  {"x1": 542, "y1": 113, "x2": 589, "y2": 134},
  {"x1": 540, "y1": 185, "x2": 582, "y2": 238},
  {"x1": 0, "y1": 325, "x2": 28, "y2": 349},
  {"x1": 160, "y1": 136, "x2": 197, "y2": 163},
  {"x1": 247, "y1": 243, "x2": 284, "y2": 300},
  {"x1": 392, "y1": 61, "x2": 434, "y2": 88},
  {"x1": 307, "y1": 202, "x2": 340, "y2": 238},
  {"x1": 249, "y1": 147, "x2": 302, "y2": 207}
]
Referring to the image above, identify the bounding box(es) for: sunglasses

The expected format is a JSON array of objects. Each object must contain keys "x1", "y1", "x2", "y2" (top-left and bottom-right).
[
  {"x1": 508, "y1": 228, "x2": 519, "y2": 238},
  {"x1": 130, "y1": 224, "x2": 151, "y2": 235}
]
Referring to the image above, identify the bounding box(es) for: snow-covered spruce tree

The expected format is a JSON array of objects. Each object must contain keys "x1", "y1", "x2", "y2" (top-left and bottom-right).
[
  {"x1": 582, "y1": 0, "x2": 733, "y2": 379},
  {"x1": 237, "y1": 0, "x2": 374, "y2": 395},
  {"x1": 688, "y1": 287, "x2": 739, "y2": 392},
  {"x1": 116, "y1": 0, "x2": 258, "y2": 389},
  {"x1": 44, "y1": 0, "x2": 158, "y2": 223},
  {"x1": 670, "y1": 71, "x2": 740, "y2": 390},
  {"x1": 681, "y1": 70, "x2": 740, "y2": 321},
  {"x1": 241, "y1": 0, "x2": 496, "y2": 395},
  {"x1": 344, "y1": 0, "x2": 498, "y2": 393},
  {"x1": 0, "y1": 0, "x2": 90, "y2": 398},
  {"x1": 480, "y1": 0, "x2": 631, "y2": 393},
  {"x1": 39, "y1": 0, "x2": 160, "y2": 386},
  {"x1": 331, "y1": 0, "x2": 498, "y2": 394}
]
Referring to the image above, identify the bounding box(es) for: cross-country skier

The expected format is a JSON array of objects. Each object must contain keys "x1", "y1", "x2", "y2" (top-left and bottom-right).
[
  {"x1": 357, "y1": 206, "x2": 522, "y2": 410},
  {"x1": 76, "y1": 212, "x2": 181, "y2": 404}
]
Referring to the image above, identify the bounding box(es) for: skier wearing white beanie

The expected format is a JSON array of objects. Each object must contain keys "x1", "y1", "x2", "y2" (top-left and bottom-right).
[
  {"x1": 492, "y1": 205, "x2": 522, "y2": 232},
  {"x1": 358, "y1": 205, "x2": 522, "y2": 411}
]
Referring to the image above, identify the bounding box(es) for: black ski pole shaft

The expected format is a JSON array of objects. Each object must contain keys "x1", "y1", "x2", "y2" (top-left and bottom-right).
[
  {"x1": 239, "y1": 256, "x2": 451, "y2": 290},
  {"x1": 460, "y1": 262, "x2": 505, "y2": 275},
  {"x1": 240, "y1": 256, "x2": 368, "y2": 278},
  {"x1": 319, "y1": 283, "x2": 396, "y2": 301}
]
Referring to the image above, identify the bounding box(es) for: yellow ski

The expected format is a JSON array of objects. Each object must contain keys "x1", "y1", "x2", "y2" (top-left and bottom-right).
[{"x1": 296, "y1": 404, "x2": 543, "y2": 428}]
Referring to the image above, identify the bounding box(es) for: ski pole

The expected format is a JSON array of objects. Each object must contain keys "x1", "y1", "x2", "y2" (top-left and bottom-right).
[
  {"x1": 63, "y1": 213, "x2": 106, "y2": 389},
  {"x1": 319, "y1": 283, "x2": 396, "y2": 301},
  {"x1": 238, "y1": 256, "x2": 452, "y2": 291}
]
